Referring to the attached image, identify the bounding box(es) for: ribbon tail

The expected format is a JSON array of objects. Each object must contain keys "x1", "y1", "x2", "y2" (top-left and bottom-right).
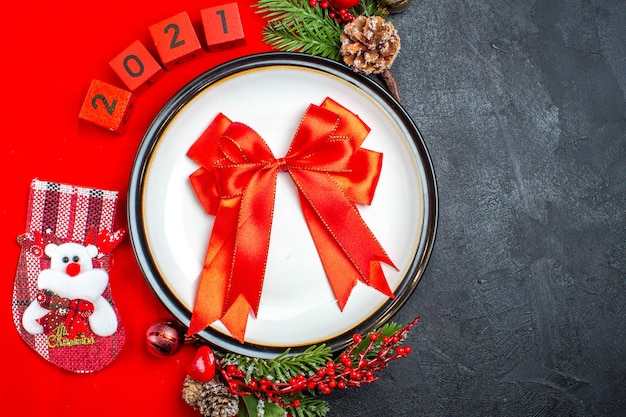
[
  {"x1": 368, "y1": 259, "x2": 395, "y2": 300},
  {"x1": 300, "y1": 201, "x2": 358, "y2": 309},
  {"x1": 295, "y1": 170, "x2": 396, "y2": 308},
  {"x1": 222, "y1": 168, "x2": 278, "y2": 325},
  {"x1": 301, "y1": 198, "x2": 395, "y2": 309},
  {"x1": 211, "y1": 170, "x2": 276, "y2": 342},
  {"x1": 220, "y1": 294, "x2": 251, "y2": 343},
  {"x1": 188, "y1": 170, "x2": 277, "y2": 342},
  {"x1": 187, "y1": 198, "x2": 239, "y2": 337}
]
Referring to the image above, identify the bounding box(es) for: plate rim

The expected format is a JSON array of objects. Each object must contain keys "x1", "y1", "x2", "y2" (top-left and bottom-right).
[{"x1": 127, "y1": 51, "x2": 438, "y2": 358}]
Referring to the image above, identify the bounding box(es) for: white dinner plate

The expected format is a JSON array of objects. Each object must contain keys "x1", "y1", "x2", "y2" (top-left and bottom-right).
[{"x1": 128, "y1": 52, "x2": 437, "y2": 358}]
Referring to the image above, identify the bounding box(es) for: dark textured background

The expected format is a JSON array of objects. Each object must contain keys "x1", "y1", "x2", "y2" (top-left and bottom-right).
[
  {"x1": 1, "y1": 1, "x2": 623, "y2": 416},
  {"x1": 330, "y1": 1, "x2": 626, "y2": 416}
]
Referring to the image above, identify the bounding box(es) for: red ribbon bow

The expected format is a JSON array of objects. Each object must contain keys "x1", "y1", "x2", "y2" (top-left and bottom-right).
[
  {"x1": 37, "y1": 289, "x2": 94, "y2": 338},
  {"x1": 186, "y1": 98, "x2": 396, "y2": 342}
]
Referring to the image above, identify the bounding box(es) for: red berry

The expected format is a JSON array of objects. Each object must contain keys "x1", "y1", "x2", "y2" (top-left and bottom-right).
[
  {"x1": 187, "y1": 345, "x2": 216, "y2": 382},
  {"x1": 328, "y1": 0, "x2": 360, "y2": 9},
  {"x1": 369, "y1": 333, "x2": 379, "y2": 342},
  {"x1": 352, "y1": 334, "x2": 363, "y2": 344}
]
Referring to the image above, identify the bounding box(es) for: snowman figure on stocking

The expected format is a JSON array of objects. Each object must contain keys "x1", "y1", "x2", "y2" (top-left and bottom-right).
[{"x1": 22, "y1": 241, "x2": 118, "y2": 339}]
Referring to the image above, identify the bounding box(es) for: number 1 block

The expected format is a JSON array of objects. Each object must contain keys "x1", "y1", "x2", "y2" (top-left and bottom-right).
[
  {"x1": 78, "y1": 80, "x2": 135, "y2": 134},
  {"x1": 149, "y1": 11, "x2": 202, "y2": 70},
  {"x1": 201, "y1": 3, "x2": 246, "y2": 51}
]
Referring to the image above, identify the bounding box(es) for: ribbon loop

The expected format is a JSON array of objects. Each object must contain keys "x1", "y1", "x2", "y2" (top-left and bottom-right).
[{"x1": 186, "y1": 98, "x2": 396, "y2": 342}]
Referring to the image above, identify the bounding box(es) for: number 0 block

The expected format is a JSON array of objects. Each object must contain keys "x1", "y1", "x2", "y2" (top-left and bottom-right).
[
  {"x1": 149, "y1": 11, "x2": 202, "y2": 70},
  {"x1": 201, "y1": 3, "x2": 246, "y2": 51},
  {"x1": 109, "y1": 40, "x2": 164, "y2": 93},
  {"x1": 78, "y1": 80, "x2": 135, "y2": 134}
]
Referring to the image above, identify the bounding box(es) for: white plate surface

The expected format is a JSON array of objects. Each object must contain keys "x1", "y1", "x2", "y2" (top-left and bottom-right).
[{"x1": 130, "y1": 53, "x2": 436, "y2": 356}]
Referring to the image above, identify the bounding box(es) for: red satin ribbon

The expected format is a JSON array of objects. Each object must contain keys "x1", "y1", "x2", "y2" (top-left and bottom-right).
[{"x1": 186, "y1": 97, "x2": 396, "y2": 342}]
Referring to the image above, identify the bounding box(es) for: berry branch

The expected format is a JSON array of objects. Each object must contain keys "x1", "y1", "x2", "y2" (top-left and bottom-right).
[{"x1": 212, "y1": 317, "x2": 419, "y2": 416}]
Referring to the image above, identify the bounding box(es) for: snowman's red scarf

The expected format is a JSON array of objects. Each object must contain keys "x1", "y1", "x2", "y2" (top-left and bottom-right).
[{"x1": 36, "y1": 289, "x2": 94, "y2": 338}]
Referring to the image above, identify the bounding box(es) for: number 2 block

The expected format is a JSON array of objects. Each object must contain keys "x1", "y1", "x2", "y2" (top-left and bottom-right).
[
  {"x1": 109, "y1": 40, "x2": 164, "y2": 93},
  {"x1": 78, "y1": 80, "x2": 135, "y2": 134},
  {"x1": 201, "y1": 3, "x2": 246, "y2": 51},
  {"x1": 149, "y1": 11, "x2": 202, "y2": 70}
]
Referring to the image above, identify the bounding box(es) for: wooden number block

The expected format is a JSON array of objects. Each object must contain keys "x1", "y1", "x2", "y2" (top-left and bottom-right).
[
  {"x1": 109, "y1": 40, "x2": 164, "y2": 93},
  {"x1": 201, "y1": 3, "x2": 246, "y2": 51},
  {"x1": 78, "y1": 80, "x2": 134, "y2": 134},
  {"x1": 149, "y1": 11, "x2": 202, "y2": 70}
]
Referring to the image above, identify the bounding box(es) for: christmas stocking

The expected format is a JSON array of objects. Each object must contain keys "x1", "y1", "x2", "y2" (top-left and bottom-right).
[{"x1": 12, "y1": 179, "x2": 125, "y2": 373}]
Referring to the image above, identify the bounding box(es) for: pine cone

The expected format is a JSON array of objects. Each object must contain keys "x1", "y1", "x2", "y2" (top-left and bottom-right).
[
  {"x1": 182, "y1": 376, "x2": 239, "y2": 417},
  {"x1": 340, "y1": 15, "x2": 401, "y2": 75}
]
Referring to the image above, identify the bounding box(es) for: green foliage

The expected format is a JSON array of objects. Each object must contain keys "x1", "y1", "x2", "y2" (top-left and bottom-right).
[
  {"x1": 238, "y1": 392, "x2": 330, "y2": 417},
  {"x1": 217, "y1": 343, "x2": 333, "y2": 383},
  {"x1": 352, "y1": 321, "x2": 404, "y2": 359},
  {"x1": 221, "y1": 320, "x2": 409, "y2": 417},
  {"x1": 254, "y1": 0, "x2": 390, "y2": 61},
  {"x1": 352, "y1": 0, "x2": 389, "y2": 17},
  {"x1": 255, "y1": 0, "x2": 343, "y2": 60},
  {"x1": 285, "y1": 396, "x2": 331, "y2": 417},
  {"x1": 240, "y1": 396, "x2": 286, "y2": 417}
]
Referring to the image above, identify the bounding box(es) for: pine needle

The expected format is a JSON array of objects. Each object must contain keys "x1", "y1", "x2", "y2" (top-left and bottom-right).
[
  {"x1": 217, "y1": 344, "x2": 333, "y2": 383},
  {"x1": 255, "y1": 0, "x2": 343, "y2": 60}
]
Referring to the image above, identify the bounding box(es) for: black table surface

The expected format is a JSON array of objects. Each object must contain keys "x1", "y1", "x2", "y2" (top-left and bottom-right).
[{"x1": 330, "y1": 1, "x2": 626, "y2": 416}]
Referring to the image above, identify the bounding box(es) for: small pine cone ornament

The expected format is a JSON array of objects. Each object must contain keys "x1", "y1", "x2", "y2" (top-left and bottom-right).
[
  {"x1": 182, "y1": 376, "x2": 239, "y2": 417},
  {"x1": 340, "y1": 15, "x2": 401, "y2": 75}
]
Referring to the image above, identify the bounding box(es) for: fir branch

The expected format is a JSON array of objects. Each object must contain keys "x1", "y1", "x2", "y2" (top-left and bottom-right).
[
  {"x1": 255, "y1": 0, "x2": 343, "y2": 60},
  {"x1": 352, "y1": 321, "x2": 404, "y2": 359},
  {"x1": 352, "y1": 0, "x2": 389, "y2": 17},
  {"x1": 263, "y1": 21, "x2": 342, "y2": 60},
  {"x1": 217, "y1": 344, "x2": 333, "y2": 383},
  {"x1": 285, "y1": 395, "x2": 331, "y2": 417}
]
